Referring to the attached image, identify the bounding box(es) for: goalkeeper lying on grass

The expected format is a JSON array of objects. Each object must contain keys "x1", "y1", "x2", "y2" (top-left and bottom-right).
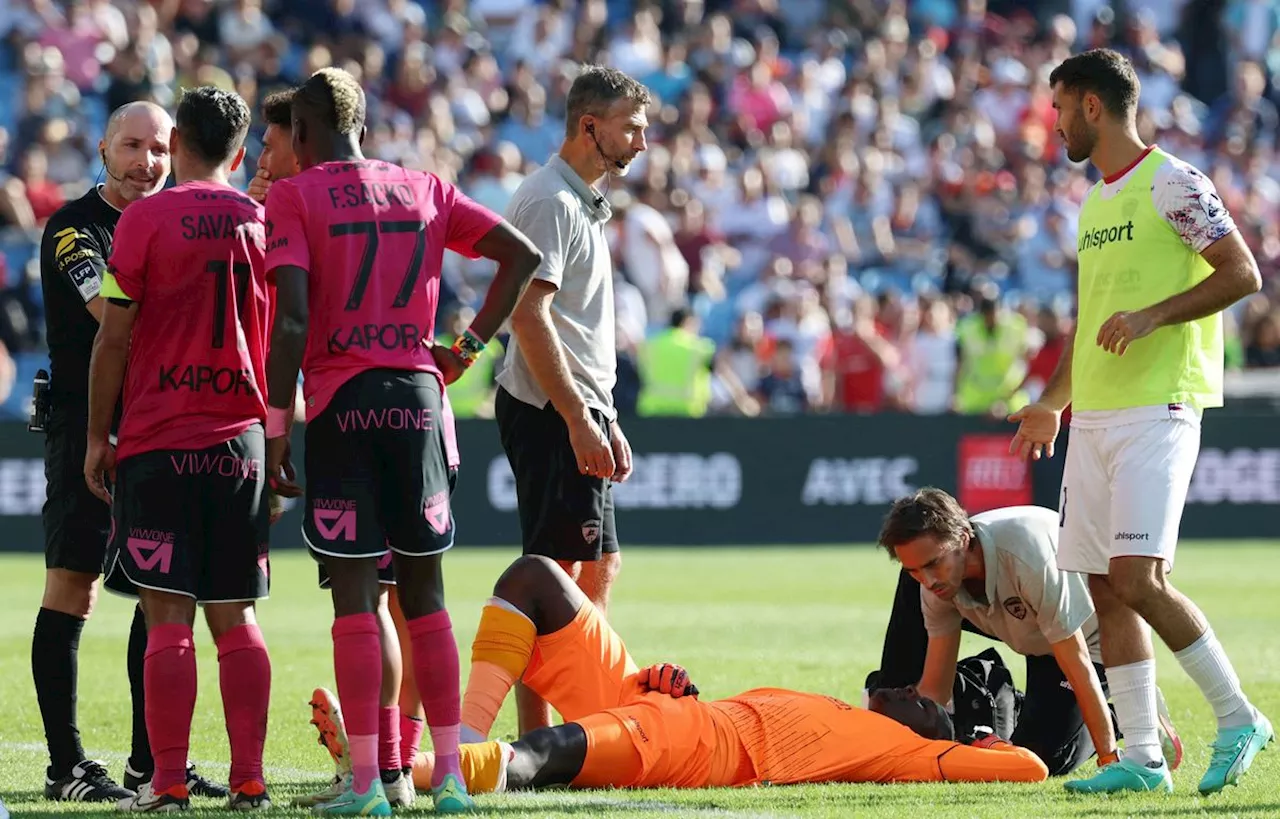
[{"x1": 303, "y1": 555, "x2": 1048, "y2": 797}]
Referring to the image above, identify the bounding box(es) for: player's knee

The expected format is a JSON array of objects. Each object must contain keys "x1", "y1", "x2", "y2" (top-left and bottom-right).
[
  {"x1": 144, "y1": 590, "x2": 197, "y2": 628},
  {"x1": 41, "y1": 569, "x2": 99, "y2": 618},
  {"x1": 494, "y1": 555, "x2": 562, "y2": 608},
  {"x1": 1107, "y1": 559, "x2": 1167, "y2": 613},
  {"x1": 327, "y1": 559, "x2": 383, "y2": 617},
  {"x1": 205, "y1": 602, "x2": 255, "y2": 639}
]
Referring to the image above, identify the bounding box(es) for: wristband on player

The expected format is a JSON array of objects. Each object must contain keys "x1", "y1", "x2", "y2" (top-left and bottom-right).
[
  {"x1": 266, "y1": 407, "x2": 290, "y2": 438},
  {"x1": 450, "y1": 328, "x2": 486, "y2": 367},
  {"x1": 1097, "y1": 749, "x2": 1120, "y2": 767}
]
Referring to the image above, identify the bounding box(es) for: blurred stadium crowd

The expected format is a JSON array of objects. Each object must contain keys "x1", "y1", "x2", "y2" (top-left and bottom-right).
[{"x1": 0, "y1": 0, "x2": 1277, "y2": 421}]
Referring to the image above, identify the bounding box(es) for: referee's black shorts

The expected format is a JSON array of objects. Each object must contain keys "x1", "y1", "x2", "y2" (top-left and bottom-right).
[
  {"x1": 495, "y1": 387, "x2": 618, "y2": 563},
  {"x1": 43, "y1": 405, "x2": 111, "y2": 574}
]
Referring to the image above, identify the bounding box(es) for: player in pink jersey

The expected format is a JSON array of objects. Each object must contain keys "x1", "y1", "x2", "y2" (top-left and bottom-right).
[
  {"x1": 251, "y1": 87, "x2": 427, "y2": 809},
  {"x1": 84, "y1": 86, "x2": 273, "y2": 812},
  {"x1": 262, "y1": 68, "x2": 541, "y2": 815}
]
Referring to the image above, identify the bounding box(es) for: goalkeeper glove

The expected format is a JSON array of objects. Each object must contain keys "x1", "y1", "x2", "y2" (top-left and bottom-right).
[{"x1": 640, "y1": 663, "x2": 699, "y2": 698}]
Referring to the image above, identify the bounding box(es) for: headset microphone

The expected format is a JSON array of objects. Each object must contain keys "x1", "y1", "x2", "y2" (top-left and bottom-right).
[
  {"x1": 100, "y1": 149, "x2": 127, "y2": 183},
  {"x1": 586, "y1": 124, "x2": 627, "y2": 171}
]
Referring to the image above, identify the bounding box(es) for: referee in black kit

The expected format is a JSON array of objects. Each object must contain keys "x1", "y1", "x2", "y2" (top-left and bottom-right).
[{"x1": 32, "y1": 102, "x2": 223, "y2": 803}]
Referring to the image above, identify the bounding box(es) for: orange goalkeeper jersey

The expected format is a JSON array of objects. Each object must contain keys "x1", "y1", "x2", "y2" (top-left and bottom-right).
[{"x1": 579, "y1": 687, "x2": 1048, "y2": 789}]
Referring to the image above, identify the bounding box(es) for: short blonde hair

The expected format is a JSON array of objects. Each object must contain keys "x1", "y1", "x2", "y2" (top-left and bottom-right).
[{"x1": 296, "y1": 68, "x2": 366, "y2": 135}]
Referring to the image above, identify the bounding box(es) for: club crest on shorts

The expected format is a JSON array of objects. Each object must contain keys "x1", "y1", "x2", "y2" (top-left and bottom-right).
[
  {"x1": 1003, "y1": 597, "x2": 1028, "y2": 620},
  {"x1": 581, "y1": 520, "x2": 601, "y2": 545}
]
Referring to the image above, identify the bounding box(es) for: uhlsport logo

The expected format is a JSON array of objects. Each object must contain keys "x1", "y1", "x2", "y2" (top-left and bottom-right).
[
  {"x1": 1115, "y1": 531, "x2": 1150, "y2": 542},
  {"x1": 1078, "y1": 220, "x2": 1135, "y2": 253}
]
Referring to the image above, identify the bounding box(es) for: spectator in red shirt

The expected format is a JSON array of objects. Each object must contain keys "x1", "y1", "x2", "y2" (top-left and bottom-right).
[
  {"x1": 820, "y1": 296, "x2": 901, "y2": 414},
  {"x1": 1022, "y1": 305, "x2": 1073, "y2": 426},
  {"x1": 19, "y1": 147, "x2": 65, "y2": 226}
]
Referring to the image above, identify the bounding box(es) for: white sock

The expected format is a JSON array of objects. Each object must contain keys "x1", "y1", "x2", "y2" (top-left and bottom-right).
[
  {"x1": 1109, "y1": 660, "x2": 1164, "y2": 767},
  {"x1": 494, "y1": 742, "x2": 513, "y2": 793},
  {"x1": 1174, "y1": 629, "x2": 1254, "y2": 729}
]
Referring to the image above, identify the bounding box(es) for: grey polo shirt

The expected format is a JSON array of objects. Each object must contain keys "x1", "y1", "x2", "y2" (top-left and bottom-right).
[
  {"x1": 922, "y1": 506, "x2": 1103, "y2": 663},
  {"x1": 495, "y1": 155, "x2": 617, "y2": 419}
]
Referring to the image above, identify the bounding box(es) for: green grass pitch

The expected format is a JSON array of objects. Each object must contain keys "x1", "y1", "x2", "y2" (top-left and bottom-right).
[{"x1": 2, "y1": 543, "x2": 1278, "y2": 817}]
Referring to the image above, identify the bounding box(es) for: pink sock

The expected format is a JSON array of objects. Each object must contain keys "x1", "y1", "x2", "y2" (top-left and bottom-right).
[
  {"x1": 216, "y1": 625, "x2": 271, "y2": 790},
  {"x1": 408, "y1": 611, "x2": 462, "y2": 788},
  {"x1": 332, "y1": 614, "x2": 382, "y2": 793},
  {"x1": 145, "y1": 624, "x2": 196, "y2": 793},
  {"x1": 400, "y1": 714, "x2": 425, "y2": 771},
  {"x1": 378, "y1": 707, "x2": 401, "y2": 773}
]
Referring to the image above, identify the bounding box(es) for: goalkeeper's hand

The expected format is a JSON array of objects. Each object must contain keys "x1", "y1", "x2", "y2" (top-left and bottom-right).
[
  {"x1": 639, "y1": 663, "x2": 699, "y2": 698},
  {"x1": 972, "y1": 732, "x2": 1013, "y2": 751}
]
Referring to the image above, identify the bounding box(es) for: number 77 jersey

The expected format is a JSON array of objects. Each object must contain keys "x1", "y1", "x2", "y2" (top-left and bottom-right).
[
  {"x1": 263, "y1": 160, "x2": 501, "y2": 420},
  {"x1": 105, "y1": 181, "x2": 270, "y2": 462}
]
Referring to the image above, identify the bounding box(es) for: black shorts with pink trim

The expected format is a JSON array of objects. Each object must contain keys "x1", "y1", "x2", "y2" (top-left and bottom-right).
[
  {"x1": 104, "y1": 425, "x2": 270, "y2": 603},
  {"x1": 303, "y1": 369, "x2": 457, "y2": 567}
]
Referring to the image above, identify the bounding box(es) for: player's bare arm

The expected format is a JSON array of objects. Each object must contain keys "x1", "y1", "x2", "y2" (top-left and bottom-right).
[
  {"x1": 83, "y1": 297, "x2": 105, "y2": 323},
  {"x1": 263, "y1": 264, "x2": 307, "y2": 497},
  {"x1": 917, "y1": 631, "x2": 962, "y2": 708},
  {"x1": 432, "y1": 221, "x2": 541, "y2": 384},
  {"x1": 1098, "y1": 231, "x2": 1261, "y2": 356},
  {"x1": 1050, "y1": 630, "x2": 1118, "y2": 766},
  {"x1": 1008, "y1": 326, "x2": 1073, "y2": 460},
  {"x1": 509, "y1": 281, "x2": 614, "y2": 478},
  {"x1": 84, "y1": 294, "x2": 138, "y2": 503}
]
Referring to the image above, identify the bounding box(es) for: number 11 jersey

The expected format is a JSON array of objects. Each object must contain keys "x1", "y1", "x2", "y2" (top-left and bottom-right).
[
  {"x1": 263, "y1": 160, "x2": 501, "y2": 420},
  {"x1": 106, "y1": 181, "x2": 269, "y2": 461}
]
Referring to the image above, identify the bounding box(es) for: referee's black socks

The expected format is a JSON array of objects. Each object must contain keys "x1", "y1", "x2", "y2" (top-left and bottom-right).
[
  {"x1": 32, "y1": 608, "x2": 87, "y2": 777},
  {"x1": 127, "y1": 603, "x2": 154, "y2": 774}
]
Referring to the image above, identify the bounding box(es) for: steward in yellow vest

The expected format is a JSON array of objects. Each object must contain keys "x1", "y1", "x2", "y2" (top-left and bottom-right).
[
  {"x1": 954, "y1": 293, "x2": 1029, "y2": 415},
  {"x1": 637, "y1": 308, "x2": 716, "y2": 417}
]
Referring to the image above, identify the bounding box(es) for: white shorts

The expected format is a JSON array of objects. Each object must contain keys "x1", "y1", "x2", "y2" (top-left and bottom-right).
[{"x1": 1057, "y1": 408, "x2": 1201, "y2": 576}]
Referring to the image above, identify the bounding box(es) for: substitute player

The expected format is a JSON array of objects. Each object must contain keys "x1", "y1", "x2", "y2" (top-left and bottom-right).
[
  {"x1": 85, "y1": 86, "x2": 273, "y2": 812},
  {"x1": 263, "y1": 67, "x2": 541, "y2": 815},
  {"x1": 249, "y1": 88, "x2": 421, "y2": 808},
  {"x1": 391, "y1": 555, "x2": 1049, "y2": 793},
  {"x1": 1010, "y1": 48, "x2": 1271, "y2": 794},
  {"x1": 34, "y1": 100, "x2": 225, "y2": 803},
  {"x1": 495, "y1": 64, "x2": 647, "y2": 737},
  {"x1": 875, "y1": 488, "x2": 1181, "y2": 776}
]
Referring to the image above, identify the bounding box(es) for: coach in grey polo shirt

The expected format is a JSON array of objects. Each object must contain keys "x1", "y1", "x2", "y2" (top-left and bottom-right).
[
  {"x1": 493, "y1": 65, "x2": 652, "y2": 736},
  {"x1": 498, "y1": 154, "x2": 617, "y2": 417}
]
